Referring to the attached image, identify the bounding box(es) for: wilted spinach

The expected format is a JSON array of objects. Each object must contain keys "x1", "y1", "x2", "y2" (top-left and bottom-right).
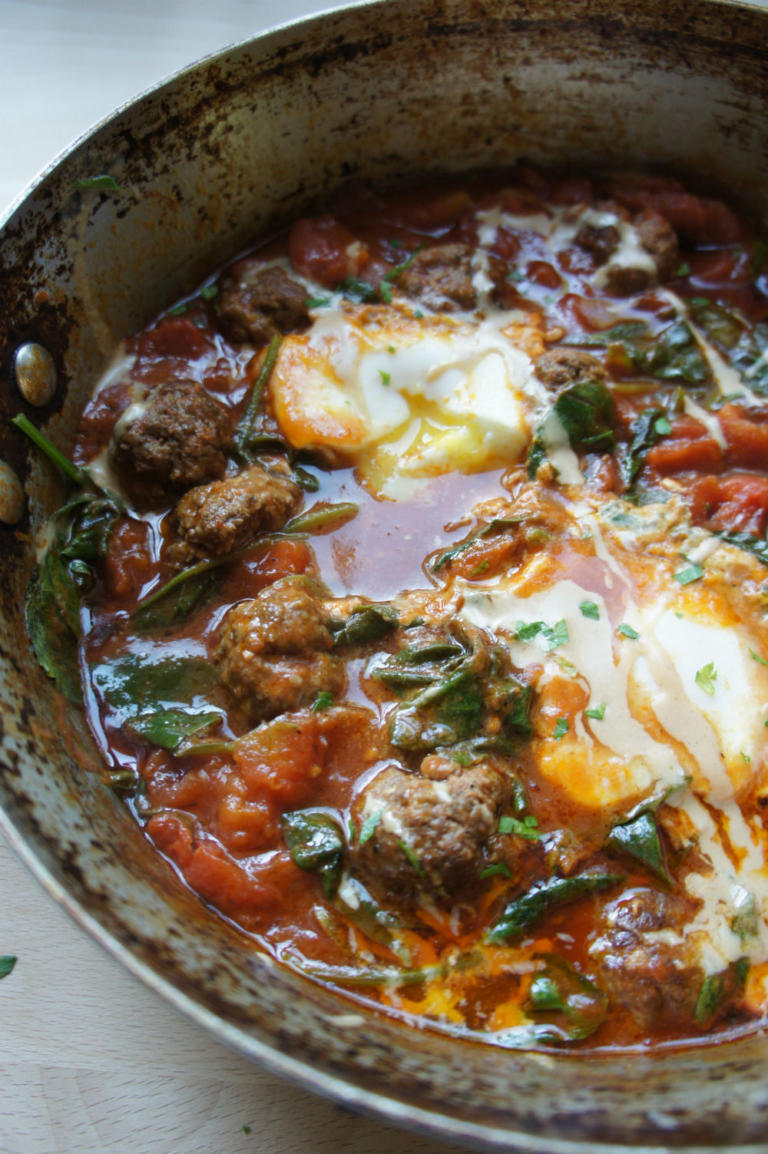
[
  {"x1": 282, "y1": 809, "x2": 345, "y2": 898},
  {"x1": 525, "y1": 954, "x2": 608, "y2": 1041},
  {"x1": 92, "y1": 653, "x2": 221, "y2": 757},
  {"x1": 569, "y1": 319, "x2": 710, "y2": 385},
  {"x1": 486, "y1": 871, "x2": 622, "y2": 944},
  {"x1": 621, "y1": 407, "x2": 669, "y2": 488},
  {"x1": 372, "y1": 630, "x2": 532, "y2": 753},
  {"x1": 13, "y1": 414, "x2": 123, "y2": 704},
  {"x1": 527, "y1": 379, "x2": 615, "y2": 479},
  {"x1": 606, "y1": 810, "x2": 672, "y2": 885},
  {"x1": 330, "y1": 603, "x2": 398, "y2": 647}
]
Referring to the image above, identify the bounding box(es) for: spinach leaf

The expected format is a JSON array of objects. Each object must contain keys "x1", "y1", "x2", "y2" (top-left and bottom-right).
[
  {"x1": 621, "y1": 407, "x2": 667, "y2": 487},
  {"x1": 234, "y1": 333, "x2": 282, "y2": 465},
  {"x1": 93, "y1": 654, "x2": 220, "y2": 720},
  {"x1": 527, "y1": 379, "x2": 615, "y2": 479},
  {"x1": 282, "y1": 809, "x2": 345, "y2": 899},
  {"x1": 283, "y1": 501, "x2": 359, "y2": 535},
  {"x1": 694, "y1": 958, "x2": 749, "y2": 1028},
  {"x1": 486, "y1": 871, "x2": 622, "y2": 944},
  {"x1": 25, "y1": 553, "x2": 84, "y2": 703},
  {"x1": 569, "y1": 320, "x2": 709, "y2": 385},
  {"x1": 717, "y1": 529, "x2": 768, "y2": 568},
  {"x1": 606, "y1": 810, "x2": 672, "y2": 885},
  {"x1": 526, "y1": 954, "x2": 608, "y2": 1041},
  {"x1": 133, "y1": 568, "x2": 221, "y2": 632},
  {"x1": 431, "y1": 517, "x2": 524, "y2": 572},
  {"x1": 14, "y1": 415, "x2": 125, "y2": 703},
  {"x1": 331, "y1": 604, "x2": 398, "y2": 647},
  {"x1": 127, "y1": 707, "x2": 223, "y2": 751},
  {"x1": 376, "y1": 631, "x2": 533, "y2": 753}
]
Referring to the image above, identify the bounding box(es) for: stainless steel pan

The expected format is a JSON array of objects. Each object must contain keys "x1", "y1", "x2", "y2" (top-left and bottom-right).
[{"x1": 3, "y1": 2, "x2": 768, "y2": 1148}]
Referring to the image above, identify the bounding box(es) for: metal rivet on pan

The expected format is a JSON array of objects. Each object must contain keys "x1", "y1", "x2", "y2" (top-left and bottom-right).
[
  {"x1": 13, "y1": 342, "x2": 57, "y2": 407},
  {"x1": 0, "y1": 460, "x2": 25, "y2": 525}
]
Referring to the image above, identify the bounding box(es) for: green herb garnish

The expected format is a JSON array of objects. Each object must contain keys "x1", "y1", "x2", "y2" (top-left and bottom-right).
[
  {"x1": 498, "y1": 814, "x2": 541, "y2": 840},
  {"x1": 552, "y1": 717, "x2": 569, "y2": 740},
  {"x1": 74, "y1": 174, "x2": 121, "y2": 192},
  {"x1": 0, "y1": 956, "x2": 17, "y2": 980},
  {"x1": 695, "y1": 662, "x2": 717, "y2": 696}
]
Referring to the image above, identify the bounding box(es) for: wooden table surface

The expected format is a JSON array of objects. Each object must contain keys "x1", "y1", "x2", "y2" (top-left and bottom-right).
[{"x1": 0, "y1": 3, "x2": 476, "y2": 1152}]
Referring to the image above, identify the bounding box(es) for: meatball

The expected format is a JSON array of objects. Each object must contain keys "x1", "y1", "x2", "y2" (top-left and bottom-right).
[
  {"x1": 397, "y1": 244, "x2": 477, "y2": 311},
  {"x1": 590, "y1": 888, "x2": 706, "y2": 1028},
  {"x1": 169, "y1": 464, "x2": 302, "y2": 564},
  {"x1": 535, "y1": 349, "x2": 608, "y2": 390},
  {"x1": 574, "y1": 219, "x2": 621, "y2": 266},
  {"x1": 216, "y1": 577, "x2": 345, "y2": 719},
  {"x1": 350, "y1": 756, "x2": 510, "y2": 906},
  {"x1": 114, "y1": 380, "x2": 232, "y2": 489},
  {"x1": 218, "y1": 262, "x2": 311, "y2": 346},
  {"x1": 603, "y1": 212, "x2": 680, "y2": 296},
  {"x1": 635, "y1": 211, "x2": 679, "y2": 280}
]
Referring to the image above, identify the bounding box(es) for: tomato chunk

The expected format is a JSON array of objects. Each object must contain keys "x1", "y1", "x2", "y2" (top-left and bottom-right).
[
  {"x1": 289, "y1": 215, "x2": 368, "y2": 287},
  {"x1": 688, "y1": 471, "x2": 768, "y2": 536},
  {"x1": 719, "y1": 403, "x2": 768, "y2": 469}
]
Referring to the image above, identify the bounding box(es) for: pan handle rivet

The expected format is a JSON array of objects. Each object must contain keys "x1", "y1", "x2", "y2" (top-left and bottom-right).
[{"x1": 13, "y1": 342, "x2": 58, "y2": 407}]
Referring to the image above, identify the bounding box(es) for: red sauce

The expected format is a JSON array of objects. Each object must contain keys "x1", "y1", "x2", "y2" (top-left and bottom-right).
[{"x1": 49, "y1": 164, "x2": 768, "y2": 1051}]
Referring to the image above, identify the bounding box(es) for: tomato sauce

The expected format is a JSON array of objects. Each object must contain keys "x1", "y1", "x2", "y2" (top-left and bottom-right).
[{"x1": 28, "y1": 164, "x2": 768, "y2": 1053}]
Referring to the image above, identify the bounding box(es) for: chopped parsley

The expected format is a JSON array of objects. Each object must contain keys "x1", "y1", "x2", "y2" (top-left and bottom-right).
[
  {"x1": 695, "y1": 662, "x2": 717, "y2": 696},
  {"x1": 358, "y1": 808, "x2": 384, "y2": 846},
  {"x1": 553, "y1": 717, "x2": 569, "y2": 740},
  {"x1": 312, "y1": 691, "x2": 334, "y2": 712},
  {"x1": 498, "y1": 814, "x2": 541, "y2": 839},
  {"x1": 74, "y1": 174, "x2": 121, "y2": 192},
  {"x1": 398, "y1": 839, "x2": 425, "y2": 875},
  {"x1": 379, "y1": 370, "x2": 391, "y2": 386},
  {"x1": 306, "y1": 296, "x2": 331, "y2": 309},
  {"x1": 617, "y1": 623, "x2": 640, "y2": 640},
  {"x1": 515, "y1": 618, "x2": 569, "y2": 651},
  {"x1": 479, "y1": 862, "x2": 513, "y2": 880},
  {"x1": 750, "y1": 649, "x2": 768, "y2": 667},
  {"x1": 579, "y1": 601, "x2": 600, "y2": 620},
  {"x1": 585, "y1": 703, "x2": 606, "y2": 721},
  {"x1": 675, "y1": 262, "x2": 691, "y2": 277},
  {"x1": 0, "y1": 956, "x2": 17, "y2": 980},
  {"x1": 674, "y1": 562, "x2": 704, "y2": 585},
  {"x1": 200, "y1": 283, "x2": 219, "y2": 301}
]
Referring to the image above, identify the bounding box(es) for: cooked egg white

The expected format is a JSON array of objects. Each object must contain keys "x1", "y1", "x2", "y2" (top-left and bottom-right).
[
  {"x1": 455, "y1": 499, "x2": 768, "y2": 975},
  {"x1": 269, "y1": 304, "x2": 547, "y2": 498}
]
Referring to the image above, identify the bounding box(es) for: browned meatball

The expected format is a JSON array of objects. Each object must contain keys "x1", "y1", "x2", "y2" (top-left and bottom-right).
[
  {"x1": 218, "y1": 262, "x2": 311, "y2": 345},
  {"x1": 398, "y1": 244, "x2": 477, "y2": 311},
  {"x1": 604, "y1": 212, "x2": 680, "y2": 296},
  {"x1": 114, "y1": 380, "x2": 232, "y2": 489},
  {"x1": 350, "y1": 757, "x2": 510, "y2": 906},
  {"x1": 216, "y1": 577, "x2": 345, "y2": 719},
  {"x1": 169, "y1": 464, "x2": 302, "y2": 564},
  {"x1": 590, "y1": 888, "x2": 705, "y2": 1028},
  {"x1": 535, "y1": 349, "x2": 608, "y2": 390},
  {"x1": 635, "y1": 211, "x2": 679, "y2": 280},
  {"x1": 574, "y1": 219, "x2": 621, "y2": 266}
]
